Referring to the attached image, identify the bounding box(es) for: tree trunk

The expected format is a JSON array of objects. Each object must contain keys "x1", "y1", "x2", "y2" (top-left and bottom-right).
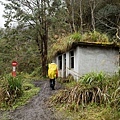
[
  {"x1": 65, "y1": 0, "x2": 76, "y2": 33},
  {"x1": 79, "y1": 0, "x2": 83, "y2": 34},
  {"x1": 39, "y1": 0, "x2": 48, "y2": 77},
  {"x1": 40, "y1": 33, "x2": 47, "y2": 77},
  {"x1": 71, "y1": 0, "x2": 76, "y2": 32},
  {"x1": 89, "y1": 0, "x2": 96, "y2": 31}
]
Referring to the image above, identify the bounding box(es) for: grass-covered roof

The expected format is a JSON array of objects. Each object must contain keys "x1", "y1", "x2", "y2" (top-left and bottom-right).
[{"x1": 48, "y1": 31, "x2": 119, "y2": 60}]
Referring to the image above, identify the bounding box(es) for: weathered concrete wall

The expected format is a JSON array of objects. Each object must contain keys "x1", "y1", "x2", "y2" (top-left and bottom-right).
[
  {"x1": 78, "y1": 46, "x2": 119, "y2": 76},
  {"x1": 55, "y1": 46, "x2": 119, "y2": 79}
]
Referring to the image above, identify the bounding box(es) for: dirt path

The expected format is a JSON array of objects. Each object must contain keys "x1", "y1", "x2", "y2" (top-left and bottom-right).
[{"x1": 0, "y1": 79, "x2": 62, "y2": 120}]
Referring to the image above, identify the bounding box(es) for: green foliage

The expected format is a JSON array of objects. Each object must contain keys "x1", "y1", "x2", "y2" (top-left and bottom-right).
[
  {"x1": 70, "y1": 33, "x2": 82, "y2": 41},
  {"x1": 0, "y1": 75, "x2": 23, "y2": 107},
  {"x1": 2, "y1": 0, "x2": 64, "y2": 76},
  {"x1": 109, "y1": 74, "x2": 120, "y2": 111},
  {"x1": 55, "y1": 104, "x2": 120, "y2": 120},
  {"x1": 49, "y1": 31, "x2": 111, "y2": 60},
  {"x1": 30, "y1": 66, "x2": 42, "y2": 77},
  {"x1": 0, "y1": 38, "x2": 13, "y2": 75},
  {"x1": 82, "y1": 31, "x2": 109, "y2": 42},
  {"x1": 48, "y1": 35, "x2": 75, "y2": 60},
  {"x1": 0, "y1": 29, "x2": 41, "y2": 75},
  {"x1": 0, "y1": 0, "x2": 119, "y2": 76},
  {"x1": 11, "y1": 83, "x2": 40, "y2": 110},
  {"x1": 50, "y1": 72, "x2": 119, "y2": 120},
  {"x1": 0, "y1": 73, "x2": 40, "y2": 110},
  {"x1": 80, "y1": 72, "x2": 106, "y2": 88},
  {"x1": 97, "y1": 4, "x2": 119, "y2": 18},
  {"x1": 95, "y1": 4, "x2": 120, "y2": 37},
  {"x1": 7, "y1": 75, "x2": 23, "y2": 92}
]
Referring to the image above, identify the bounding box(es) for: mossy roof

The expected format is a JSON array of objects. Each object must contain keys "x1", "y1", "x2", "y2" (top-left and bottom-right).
[
  {"x1": 48, "y1": 32, "x2": 120, "y2": 60},
  {"x1": 55, "y1": 41, "x2": 119, "y2": 56}
]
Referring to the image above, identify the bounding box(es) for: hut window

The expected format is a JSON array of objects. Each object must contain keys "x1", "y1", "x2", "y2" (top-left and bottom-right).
[
  {"x1": 70, "y1": 51, "x2": 74, "y2": 68},
  {"x1": 64, "y1": 54, "x2": 66, "y2": 67},
  {"x1": 58, "y1": 55, "x2": 62, "y2": 69}
]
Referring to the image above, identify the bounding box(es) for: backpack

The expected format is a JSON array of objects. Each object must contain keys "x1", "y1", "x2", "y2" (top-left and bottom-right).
[{"x1": 48, "y1": 63, "x2": 58, "y2": 79}]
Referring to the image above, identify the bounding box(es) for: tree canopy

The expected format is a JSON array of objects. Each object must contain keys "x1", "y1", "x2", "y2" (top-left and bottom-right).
[{"x1": 0, "y1": 0, "x2": 119, "y2": 76}]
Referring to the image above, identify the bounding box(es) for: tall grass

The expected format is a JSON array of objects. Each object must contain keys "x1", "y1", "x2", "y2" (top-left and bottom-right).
[
  {"x1": 81, "y1": 31, "x2": 109, "y2": 43},
  {"x1": 109, "y1": 74, "x2": 120, "y2": 111},
  {"x1": 70, "y1": 32, "x2": 82, "y2": 41},
  {"x1": 48, "y1": 31, "x2": 111, "y2": 60},
  {"x1": 0, "y1": 73, "x2": 40, "y2": 110},
  {"x1": 49, "y1": 72, "x2": 120, "y2": 120},
  {"x1": 0, "y1": 75, "x2": 23, "y2": 107},
  {"x1": 50, "y1": 72, "x2": 119, "y2": 112},
  {"x1": 80, "y1": 72, "x2": 106, "y2": 88}
]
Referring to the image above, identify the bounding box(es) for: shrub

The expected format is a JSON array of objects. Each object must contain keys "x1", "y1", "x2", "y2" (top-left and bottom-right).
[
  {"x1": 82, "y1": 31, "x2": 109, "y2": 43},
  {"x1": 1, "y1": 75, "x2": 23, "y2": 106},
  {"x1": 70, "y1": 32, "x2": 82, "y2": 41},
  {"x1": 80, "y1": 72, "x2": 106, "y2": 89},
  {"x1": 30, "y1": 66, "x2": 42, "y2": 77},
  {"x1": 50, "y1": 72, "x2": 119, "y2": 111}
]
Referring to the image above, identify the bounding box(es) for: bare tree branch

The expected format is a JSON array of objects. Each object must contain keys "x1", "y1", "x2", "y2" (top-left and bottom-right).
[
  {"x1": 95, "y1": 17, "x2": 117, "y2": 30},
  {"x1": 116, "y1": 28, "x2": 120, "y2": 41}
]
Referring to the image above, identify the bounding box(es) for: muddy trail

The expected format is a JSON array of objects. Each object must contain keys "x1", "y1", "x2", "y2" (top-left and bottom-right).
[{"x1": 0, "y1": 79, "x2": 63, "y2": 120}]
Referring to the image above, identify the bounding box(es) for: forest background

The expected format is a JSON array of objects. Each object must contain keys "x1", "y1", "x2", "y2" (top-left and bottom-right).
[
  {"x1": 0, "y1": 1, "x2": 119, "y2": 119},
  {"x1": 0, "y1": 0, "x2": 119, "y2": 77}
]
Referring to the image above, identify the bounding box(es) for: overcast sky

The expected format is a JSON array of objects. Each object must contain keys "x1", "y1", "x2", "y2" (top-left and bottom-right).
[
  {"x1": 0, "y1": 0, "x2": 8, "y2": 28},
  {"x1": 0, "y1": 4, "x2": 5, "y2": 28}
]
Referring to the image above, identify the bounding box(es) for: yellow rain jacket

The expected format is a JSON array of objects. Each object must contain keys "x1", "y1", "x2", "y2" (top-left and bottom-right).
[{"x1": 48, "y1": 63, "x2": 58, "y2": 79}]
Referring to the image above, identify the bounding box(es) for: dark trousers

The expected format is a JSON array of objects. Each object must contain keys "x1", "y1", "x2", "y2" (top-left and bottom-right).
[{"x1": 50, "y1": 79, "x2": 55, "y2": 90}]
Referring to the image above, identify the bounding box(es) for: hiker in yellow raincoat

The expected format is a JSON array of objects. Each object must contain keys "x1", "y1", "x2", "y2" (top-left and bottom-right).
[{"x1": 48, "y1": 63, "x2": 58, "y2": 90}]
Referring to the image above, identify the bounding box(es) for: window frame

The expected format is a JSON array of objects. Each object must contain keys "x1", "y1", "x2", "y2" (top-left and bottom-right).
[
  {"x1": 58, "y1": 55, "x2": 62, "y2": 70},
  {"x1": 69, "y1": 50, "x2": 74, "y2": 69}
]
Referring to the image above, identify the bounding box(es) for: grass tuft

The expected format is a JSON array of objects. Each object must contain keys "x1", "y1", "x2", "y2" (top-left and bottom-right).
[
  {"x1": 48, "y1": 31, "x2": 112, "y2": 60},
  {"x1": 49, "y1": 72, "x2": 120, "y2": 119}
]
